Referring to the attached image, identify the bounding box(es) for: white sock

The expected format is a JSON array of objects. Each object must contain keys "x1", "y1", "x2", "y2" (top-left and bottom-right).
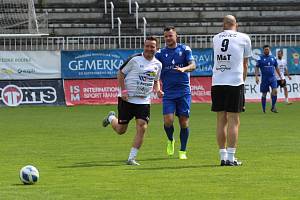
[
  {"x1": 285, "y1": 98, "x2": 289, "y2": 103},
  {"x1": 219, "y1": 149, "x2": 227, "y2": 161},
  {"x1": 108, "y1": 115, "x2": 115, "y2": 123},
  {"x1": 227, "y1": 147, "x2": 236, "y2": 162},
  {"x1": 128, "y1": 147, "x2": 138, "y2": 161}
]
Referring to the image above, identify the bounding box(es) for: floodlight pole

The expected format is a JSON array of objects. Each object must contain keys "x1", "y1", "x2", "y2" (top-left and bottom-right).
[
  {"x1": 117, "y1": 17, "x2": 122, "y2": 48},
  {"x1": 129, "y1": 0, "x2": 131, "y2": 14},
  {"x1": 110, "y1": 2, "x2": 114, "y2": 29},
  {"x1": 143, "y1": 17, "x2": 147, "y2": 41},
  {"x1": 135, "y1": 2, "x2": 139, "y2": 29}
]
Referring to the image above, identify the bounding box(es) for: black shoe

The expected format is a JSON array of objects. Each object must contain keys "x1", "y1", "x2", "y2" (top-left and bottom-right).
[
  {"x1": 220, "y1": 160, "x2": 226, "y2": 166},
  {"x1": 225, "y1": 159, "x2": 242, "y2": 166},
  {"x1": 271, "y1": 108, "x2": 278, "y2": 113}
]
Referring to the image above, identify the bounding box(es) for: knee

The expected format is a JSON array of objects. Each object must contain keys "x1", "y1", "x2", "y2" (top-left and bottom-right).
[
  {"x1": 179, "y1": 118, "x2": 189, "y2": 128},
  {"x1": 164, "y1": 120, "x2": 173, "y2": 127},
  {"x1": 116, "y1": 126, "x2": 127, "y2": 135},
  {"x1": 180, "y1": 122, "x2": 189, "y2": 129}
]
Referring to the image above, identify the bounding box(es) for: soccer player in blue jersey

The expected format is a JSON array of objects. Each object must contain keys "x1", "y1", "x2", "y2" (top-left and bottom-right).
[
  {"x1": 155, "y1": 26, "x2": 196, "y2": 159},
  {"x1": 255, "y1": 45, "x2": 284, "y2": 113}
]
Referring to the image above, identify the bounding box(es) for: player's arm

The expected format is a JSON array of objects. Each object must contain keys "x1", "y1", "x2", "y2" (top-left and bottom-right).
[
  {"x1": 153, "y1": 80, "x2": 164, "y2": 98},
  {"x1": 117, "y1": 70, "x2": 128, "y2": 101},
  {"x1": 274, "y1": 59, "x2": 284, "y2": 83},
  {"x1": 175, "y1": 60, "x2": 196, "y2": 72},
  {"x1": 153, "y1": 64, "x2": 163, "y2": 98},
  {"x1": 243, "y1": 57, "x2": 249, "y2": 81},
  {"x1": 255, "y1": 63, "x2": 260, "y2": 84},
  {"x1": 285, "y1": 67, "x2": 292, "y2": 80}
]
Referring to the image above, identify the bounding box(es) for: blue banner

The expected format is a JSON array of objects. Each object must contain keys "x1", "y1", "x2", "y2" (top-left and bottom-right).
[
  {"x1": 61, "y1": 50, "x2": 142, "y2": 79},
  {"x1": 191, "y1": 49, "x2": 213, "y2": 76},
  {"x1": 193, "y1": 47, "x2": 300, "y2": 76},
  {"x1": 249, "y1": 47, "x2": 300, "y2": 75},
  {"x1": 61, "y1": 47, "x2": 300, "y2": 79},
  {"x1": 287, "y1": 47, "x2": 300, "y2": 74}
]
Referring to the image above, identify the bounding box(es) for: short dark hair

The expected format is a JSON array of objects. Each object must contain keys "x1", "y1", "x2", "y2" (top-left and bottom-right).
[
  {"x1": 164, "y1": 26, "x2": 176, "y2": 32},
  {"x1": 145, "y1": 36, "x2": 158, "y2": 45},
  {"x1": 278, "y1": 49, "x2": 283, "y2": 53},
  {"x1": 263, "y1": 44, "x2": 270, "y2": 49}
]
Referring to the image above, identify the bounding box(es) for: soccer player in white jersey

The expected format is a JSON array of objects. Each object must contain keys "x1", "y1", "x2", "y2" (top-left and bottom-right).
[
  {"x1": 211, "y1": 15, "x2": 252, "y2": 166},
  {"x1": 276, "y1": 50, "x2": 292, "y2": 104},
  {"x1": 102, "y1": 36, "x2": 162, "y2": 166}
]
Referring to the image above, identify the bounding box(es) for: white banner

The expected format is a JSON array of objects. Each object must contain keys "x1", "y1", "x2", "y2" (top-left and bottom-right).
[
  {"x1": 245, "y1": 75, "x2": 300, "y2": 102},
  {"x1": 0, "y1": 51, "x2": 61, "y2": 80}
]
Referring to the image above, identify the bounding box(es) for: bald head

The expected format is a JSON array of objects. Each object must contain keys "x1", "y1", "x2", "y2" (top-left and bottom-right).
[{"x1": 223, "y1": 15, "x2": 237, "y2": 30}]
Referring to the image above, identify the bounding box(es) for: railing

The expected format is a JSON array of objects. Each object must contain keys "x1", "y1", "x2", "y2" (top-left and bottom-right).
[
  {"x1": 0, "y1": 34, "x2": 300, "y2": 51},
  {"x1": 0, "y1": 37, "x2": 64, "y2": 51}
]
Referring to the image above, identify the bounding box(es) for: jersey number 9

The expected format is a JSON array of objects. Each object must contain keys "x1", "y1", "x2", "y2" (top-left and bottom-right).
[{"x1": 221, "y1": 39, "x2": 229, "y2": 52}]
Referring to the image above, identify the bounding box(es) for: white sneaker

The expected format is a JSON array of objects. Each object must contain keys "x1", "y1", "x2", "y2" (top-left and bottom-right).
[
  {"x1": 102, "y1": 111, "x2": 115, "y2": 127},
  {"x1": 126, "y1": 159, "x2": 140, "y2": 166}
]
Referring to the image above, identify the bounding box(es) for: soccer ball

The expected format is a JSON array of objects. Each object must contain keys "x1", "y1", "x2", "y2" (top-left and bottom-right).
[{"x1": 19, "y1": 165, "x2": 39, "y2": 184}]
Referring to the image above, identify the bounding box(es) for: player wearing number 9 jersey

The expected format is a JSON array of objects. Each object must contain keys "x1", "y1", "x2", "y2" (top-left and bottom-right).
[{"x1": 211, "y1": 15, "x2": 252, "y2": 166}]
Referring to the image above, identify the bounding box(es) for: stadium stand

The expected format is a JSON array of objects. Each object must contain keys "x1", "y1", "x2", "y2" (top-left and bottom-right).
[
  {"x1": 1, "y1": 0, "x2": 299, "y2": 50},
  {"x1": 33, "y1": 0, "x2": 300, "y2": 37}
]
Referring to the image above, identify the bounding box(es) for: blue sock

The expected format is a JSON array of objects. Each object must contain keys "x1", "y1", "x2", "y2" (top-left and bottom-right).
[
  {"x1": 180, "y1": 128, "x2": 189, "y2": 151},
  {"x1": 261, "y1": 96, "x2": 266, "y2": 112},
  {"x1": 271, "y1": 95, "x2": 277, "y2": 109},
  {"x1": 164, "y1": 125, "x2": 174, "y2": 141}
]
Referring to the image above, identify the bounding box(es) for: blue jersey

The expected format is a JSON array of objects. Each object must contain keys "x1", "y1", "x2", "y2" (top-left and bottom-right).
[
  {"x1": 155, "y1": 43, "x2": 194, "y2": 99},
  {"x1": 256, "y1": 54, "x2": 278, "y2": 82}
]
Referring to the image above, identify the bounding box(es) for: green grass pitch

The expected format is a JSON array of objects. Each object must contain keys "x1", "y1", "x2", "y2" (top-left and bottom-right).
[{"x1": 0, "y1": 102, "x2": 300, "y2": 200}]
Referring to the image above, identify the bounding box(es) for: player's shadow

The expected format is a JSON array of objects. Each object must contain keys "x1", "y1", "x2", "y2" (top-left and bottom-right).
[
  {"x1": 57, "y1": 157, "x2": 174, "y2": 168},
  {"x1": 11, "y1": 183, "x2": 32, "y2": 186},
  {"x1": 127, "y1": 164, "x2": 219, "y2": 171}
]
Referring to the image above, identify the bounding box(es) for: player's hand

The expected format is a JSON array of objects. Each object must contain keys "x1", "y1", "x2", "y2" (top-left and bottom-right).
[
  {"x1": 174, "y1": 66, "x2": 185, "y2": 73},
  {"x1": 157, "y1": 90, "x2": 164, "y2": 98},
  {"x1": 121, "y1": 93, "x2": 128, "y2": 101},
  {"x1": 255, "y1": 77, "x2": 259, "y2": 84},
  {"x1": 288, "y1": 76, "x2": 292, "y2": 80},
  {"x1": 121, "y1": 90, "x2": 129, "y2": 101}
]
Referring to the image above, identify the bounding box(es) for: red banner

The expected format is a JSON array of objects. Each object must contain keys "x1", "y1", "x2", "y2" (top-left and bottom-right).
[
  {"x1": 63, "y1": 77, "x2": 212, "y2": 106},
  {"x1": 64, "y1": 79, "x2": 119, "y2": 106},
  {"x1": 190, "y1": 77, "x2": 212, "y2": 103}
]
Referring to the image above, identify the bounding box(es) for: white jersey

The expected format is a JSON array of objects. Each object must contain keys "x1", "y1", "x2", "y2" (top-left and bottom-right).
[
  {"x1": 212, "y1": 30, "x2": 252, "y2": 86},
  {"x1": 275, "y1": 58, "x2": 287, "y2": 80},
  {"x1": 120, "y1": 53, "x2": 162, "y2": 104}
]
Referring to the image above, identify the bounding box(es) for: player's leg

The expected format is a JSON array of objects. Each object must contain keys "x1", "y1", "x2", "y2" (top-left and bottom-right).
[
  {"x1": 284, "y1": 86, "x2": 291, "y2": 104},
  {"x1": 227, "y1": 112, "x2": 240, "y2": 164},
  {"x1": 270, "y1": 80, "x2": 278, "y2": 112},
  {"x1": 216, "y1": 111, "x2": 228, "y2": 165},
  {"x1": 224, "y1": 85, "x2": 244, "y2": 166},
  {"x1": 177, "y1": 94, "x2": 191, "y2": 159},
  {"x1": 103, "y1": 111, "x2": 128, "y2": 134},
  {"x1": 111, "y1": 118, "x2": 128, "y2": 134},
  {"x1": 211, "y1": 85, "x2": 227, "y2": 165},
  {"x1": 281, "y1": 80, "x2": 291, "y2": 104},
  {"x1": 127, "y1": 119, "x2": 148, "y2": 166},
  {"x1": 127, "y1": 104, "x2": 150, "y2": 165},
  {"x1": 260, "y1": 81, "x2": 268, "y2": 113},
  {"x1": 102, "y1": 97, "x2": 131, "y2": 134},
  {"x1": 163, "y1": 98, "x2": 176, "y2": 156}
]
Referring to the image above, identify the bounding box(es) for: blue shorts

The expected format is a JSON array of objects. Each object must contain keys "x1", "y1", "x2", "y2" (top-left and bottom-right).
[
  {"x1": 163, "y1": 95, "x2": 191, "y2": 117},
  {"x1": 260, "y1": 79, "x2": 277, "y2": 93}
]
